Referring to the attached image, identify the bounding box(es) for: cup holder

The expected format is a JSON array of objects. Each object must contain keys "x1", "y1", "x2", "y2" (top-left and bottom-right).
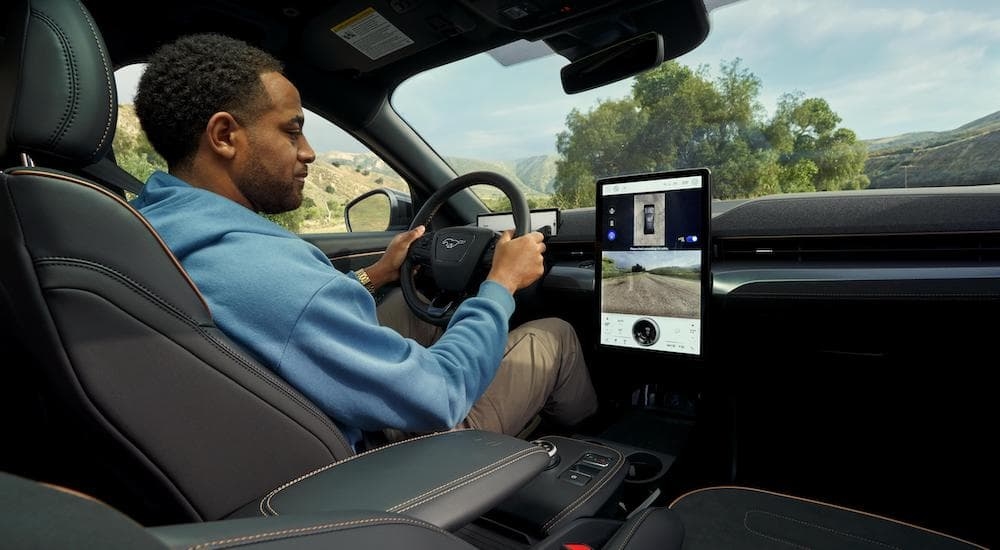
[{"x1": 625, "y1": 451, "x2": 664, "y2": 484}]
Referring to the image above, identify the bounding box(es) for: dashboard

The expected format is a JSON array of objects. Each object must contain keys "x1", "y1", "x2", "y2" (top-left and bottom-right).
[{"x1": 525, "y1": 184, "x2": 996, "y2": 547}]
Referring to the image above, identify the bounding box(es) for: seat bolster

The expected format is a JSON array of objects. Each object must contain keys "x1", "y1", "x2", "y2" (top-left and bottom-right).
[
  {"x1": 669, "y1": 486, "x2": 987, "y2": 549},
  {"x1": 149, "y1": 511, "x2": 477, "y2": 550}
]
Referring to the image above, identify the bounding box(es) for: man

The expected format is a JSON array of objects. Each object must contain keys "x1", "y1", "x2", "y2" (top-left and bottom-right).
[{"x1": 130, "y1": 33, "x2": 597, "y2": 449}]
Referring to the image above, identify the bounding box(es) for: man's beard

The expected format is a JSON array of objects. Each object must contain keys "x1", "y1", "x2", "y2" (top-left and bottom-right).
[{"x1": 238, "y1": 154, "x2": 303, "y2": 214}]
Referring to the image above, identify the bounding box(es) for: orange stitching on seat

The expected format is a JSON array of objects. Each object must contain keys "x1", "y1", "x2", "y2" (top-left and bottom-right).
[{"x1": 668, "y1": 486, "x2": 988, "y2": 549}]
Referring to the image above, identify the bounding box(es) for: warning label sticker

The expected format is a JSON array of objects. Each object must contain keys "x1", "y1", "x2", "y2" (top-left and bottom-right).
[{"x1": 332, "y1": 7, "x2": 414, "y2": 61}]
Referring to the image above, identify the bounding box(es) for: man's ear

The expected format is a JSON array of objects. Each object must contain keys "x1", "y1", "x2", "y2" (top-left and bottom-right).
[{"x1": 206, "y1": 112, "x2": 241, "y2": 159}]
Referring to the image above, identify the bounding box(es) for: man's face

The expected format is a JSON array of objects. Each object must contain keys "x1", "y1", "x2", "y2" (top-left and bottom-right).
[{"x1": 235, "y1": 72, "x2": 316, "y2": 214}]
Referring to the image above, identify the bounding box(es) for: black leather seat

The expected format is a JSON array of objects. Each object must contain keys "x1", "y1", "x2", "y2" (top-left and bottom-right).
[
  {"x1": 4, "y1": 469, "x2": 984, "y2": 550},
  {"x1": 1, "y1": 470, "x2": 687, "y2": 550},
  {"x1": 0, "y1": 471, "x2": 496, "y2": 550},
  {"x1": 0, "y1": 1, "x2": 987, "y2": 549},
  {"x1": 0, "y1": 0, "x2": 358, "y2": 526},
  {"x1": 0, "y1": 0, "x2": 558, "y2": 535}
]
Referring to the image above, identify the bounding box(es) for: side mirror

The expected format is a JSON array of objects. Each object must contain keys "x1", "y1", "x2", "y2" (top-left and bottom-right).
[
  {"x1": 345, "y1": 188, "x2": 413, "y2": 232},
  {"x1": 561, "y1": 32, "x2": 664, "y2": 94}
]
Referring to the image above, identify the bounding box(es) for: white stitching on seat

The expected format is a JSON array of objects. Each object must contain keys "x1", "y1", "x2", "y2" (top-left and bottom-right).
[
  {"x1": 28, "y1": 10, "x2": 75, "y2": 148},
  {"x1": 390, "y1": 447, "x2": 548, "y2": 513},
  {"x1": 185, "y1": 516, "x2": 450, "y2": 550},
  {"x1": 73, "y1": 0, "x2": 115, "y2": 156},
  {"x1": 260, "y1": 430, "x2": 476, "y2": 516}
]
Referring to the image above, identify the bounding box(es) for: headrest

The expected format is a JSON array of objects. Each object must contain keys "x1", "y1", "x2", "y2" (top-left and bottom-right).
[{"x1": 0, "y1": 0, "x2": 117, "y2": 168}]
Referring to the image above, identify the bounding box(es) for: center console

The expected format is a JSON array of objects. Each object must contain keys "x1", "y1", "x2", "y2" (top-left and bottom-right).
[
  {"x1": 228, "y1": 429, "x2": 550, "y2": 530},
  {"x1": 466, "y1": 168, "x2": 712, "y2": 546},
  {"x1": 486, "y1": 436, "x2": 628, "y2": 537}
]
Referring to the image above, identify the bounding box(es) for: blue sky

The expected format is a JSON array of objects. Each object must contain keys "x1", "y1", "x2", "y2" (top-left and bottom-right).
[{"x1": 116, "y1": 0, "x2": 1000, "y2": 160}]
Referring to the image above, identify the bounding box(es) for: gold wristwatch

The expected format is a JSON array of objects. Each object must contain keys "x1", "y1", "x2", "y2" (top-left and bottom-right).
[{"x1": 354, "y1": 268, "x2": 377, "y2": 295}]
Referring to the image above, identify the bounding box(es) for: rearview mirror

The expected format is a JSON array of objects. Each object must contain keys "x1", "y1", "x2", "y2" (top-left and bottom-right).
[{"x1": 561, "y1": 32, "x2": 664, "y2": 94}]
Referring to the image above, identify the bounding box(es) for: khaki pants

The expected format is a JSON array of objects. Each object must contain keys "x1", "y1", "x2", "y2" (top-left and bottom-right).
[{"x1": 376, "y1": 288, "x2": 598, "y2": 439}]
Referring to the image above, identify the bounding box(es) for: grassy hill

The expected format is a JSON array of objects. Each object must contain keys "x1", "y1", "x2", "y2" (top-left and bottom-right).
[
  {"x1": 306, "y1": 151, "x2": 409, "y2": 232},
  {"x1": 864, "y1": 110, "x2": 1000, "y2": 189},
  {"x1": 119, "y1": 102, "x2": 1000, "y2": 222},
  {"x1": 445, "y1": 155, "x2": 558, "y2": 198},
  {"x1": 116, "y1": 104, "x2": 558, "y2": 231},
  {"x1": 117, "y1": 106, "x2": 423, "y2": 232}
]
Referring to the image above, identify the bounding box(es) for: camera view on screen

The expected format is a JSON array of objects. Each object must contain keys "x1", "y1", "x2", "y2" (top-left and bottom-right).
[{"x1": 597, "y1": 169, "x2": 709, "y2": 357}]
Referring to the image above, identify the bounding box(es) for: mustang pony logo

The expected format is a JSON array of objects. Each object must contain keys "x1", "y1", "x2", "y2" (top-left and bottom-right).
[{"x1": 441, "y1": 237, "x2": 467, "y2": 249}]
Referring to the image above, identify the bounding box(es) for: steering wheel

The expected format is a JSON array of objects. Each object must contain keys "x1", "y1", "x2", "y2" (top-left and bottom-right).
[{"x1": 400, "y1": 171, "x2": 530, "y2": 326}]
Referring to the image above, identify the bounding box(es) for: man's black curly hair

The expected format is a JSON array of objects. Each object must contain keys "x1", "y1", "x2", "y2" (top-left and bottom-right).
[{"x1": 135, "y1": 33, "x2": 284, "y2": 168}]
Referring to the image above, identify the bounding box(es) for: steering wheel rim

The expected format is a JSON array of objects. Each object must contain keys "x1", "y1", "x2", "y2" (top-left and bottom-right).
[{"x1": 400, "y1": 171, "x2": 530, "y2": 326}]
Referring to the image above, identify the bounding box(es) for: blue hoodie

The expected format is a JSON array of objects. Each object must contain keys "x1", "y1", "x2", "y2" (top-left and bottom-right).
[{"x1": 131, "y1": 171, "x2": 514, "y2": 446}]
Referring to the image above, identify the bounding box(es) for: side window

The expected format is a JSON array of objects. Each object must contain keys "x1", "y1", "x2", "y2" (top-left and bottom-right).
[{"x1": 113, "y1": 64, "x2": 409, "y2": 234}]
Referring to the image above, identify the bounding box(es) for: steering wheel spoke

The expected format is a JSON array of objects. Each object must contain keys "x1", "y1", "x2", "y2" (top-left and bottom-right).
[
  {"x1": 401, "y1": 171, "x2": 529, "y2": 326},
  {"x1": 426, "y1": 291, "x2": 459, "y2": 320},
  {"x1": 409, "y1": 231, "x2": 435, "y2": 265},
  {"x1": 479, "y1": 232, "x2": 500, "y2": 268}
]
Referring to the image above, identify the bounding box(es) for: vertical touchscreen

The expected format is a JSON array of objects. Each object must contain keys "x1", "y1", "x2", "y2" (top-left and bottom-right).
[{"x1": 596, "y1": 168, "x2": 710, "y2": 358}]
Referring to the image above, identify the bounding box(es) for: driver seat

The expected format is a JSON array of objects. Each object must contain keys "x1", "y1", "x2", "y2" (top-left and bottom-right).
[{"x1": 0, "y1": 0, "x2": 355, "y2": 525}]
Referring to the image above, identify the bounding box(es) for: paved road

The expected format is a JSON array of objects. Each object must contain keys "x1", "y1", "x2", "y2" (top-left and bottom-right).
[{"x1": 602, "y1": 272, "x2": 701, "y2": 318}]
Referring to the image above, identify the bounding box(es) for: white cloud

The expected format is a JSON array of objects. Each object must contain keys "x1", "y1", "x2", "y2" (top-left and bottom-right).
[{"x1": 682, "y1": 0, "x2": 1000, "y2": 138}]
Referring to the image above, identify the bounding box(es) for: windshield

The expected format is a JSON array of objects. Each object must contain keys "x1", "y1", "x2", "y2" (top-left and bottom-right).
[{"x1": 393, "y1": 0, "x2": 1000, "y2": 210}]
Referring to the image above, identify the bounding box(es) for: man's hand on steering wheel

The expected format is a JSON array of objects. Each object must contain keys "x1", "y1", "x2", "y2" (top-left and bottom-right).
[
  {"x1": 486, "y1": 229, "x2": 546, "y2": 294},
  {"x1": 400, "y1": 171, "x2": 533, "y2": 326},
  {"x1": 363, "y1": 225, "x2": 426, "y2": 291}
]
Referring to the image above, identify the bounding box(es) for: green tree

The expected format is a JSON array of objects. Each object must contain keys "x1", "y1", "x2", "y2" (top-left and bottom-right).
[
  {"x1": 115, "y1": 149, "x2": 165, "y2": 184},
  {"x1": 554, "y1": 99, "x2": 648, "y2": 208},
  {"x1": 113, "y1": 119, "x2": 166, "y2": 183},
  {"x1": 265, "y1": 210, "x2": 305, "y2": 233},
  {"x1": 765, "y1": 93, "x2": 869, "y2": 192},
  {"x1": 551, "y1": 59, "x2": 868, "y2": 206},
  {"x1": 601, "y1": 257, "x2": 623, "y2": 278}
]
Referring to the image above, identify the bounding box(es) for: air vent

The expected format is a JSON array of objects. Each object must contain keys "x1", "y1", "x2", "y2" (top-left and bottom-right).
[{"x1": 714, "y1": 233, "x2": 1000, "y2": 263}]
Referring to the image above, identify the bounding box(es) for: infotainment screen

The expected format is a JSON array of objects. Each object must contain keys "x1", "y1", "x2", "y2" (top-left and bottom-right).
[{"x1": 595, "y1": 168, "x2": 710, "y2": 358}]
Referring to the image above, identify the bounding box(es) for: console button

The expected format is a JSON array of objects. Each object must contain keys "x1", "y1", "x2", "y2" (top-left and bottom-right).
[
  {"x1": 580, "y1": 453, "x2": 612, "y2": 468},
  {"x1": 571, "y1": 463, "x2": 601, "y2": 477},
  {"x1": 558, "y1": 470, "x2": 592, "y2": 487}
]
